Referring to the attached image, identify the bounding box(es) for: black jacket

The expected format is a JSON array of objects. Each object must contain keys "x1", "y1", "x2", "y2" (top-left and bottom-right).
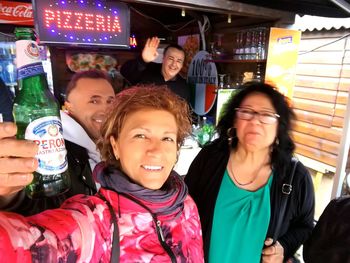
[
  {"x1": 185, "y1": 139, "x2": 315, "y2": 261},
  {"x1": 120, "y1": 57, "x2": 190, "y2": 103},
  {"x1": 7, "y1": 140, "x2": 97, "y2": 216},
  {"x1": 303, "y1": 197, "x2": 350, "y2": 263}
]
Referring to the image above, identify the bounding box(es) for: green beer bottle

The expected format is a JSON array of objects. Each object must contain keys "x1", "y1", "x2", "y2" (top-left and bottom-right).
[{"x1": 13, "y1": 27, "x2": 70, "y2": 199}]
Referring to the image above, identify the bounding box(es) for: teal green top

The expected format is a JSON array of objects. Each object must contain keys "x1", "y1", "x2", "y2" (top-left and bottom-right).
[{"x1": 208, "y1": 169, "x2": 273, "y2": 263}]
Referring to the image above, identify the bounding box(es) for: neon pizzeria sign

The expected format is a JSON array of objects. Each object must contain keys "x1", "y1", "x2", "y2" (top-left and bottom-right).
[{"x1": 33, "y1": 0, "x2": 130, "y2": 48}]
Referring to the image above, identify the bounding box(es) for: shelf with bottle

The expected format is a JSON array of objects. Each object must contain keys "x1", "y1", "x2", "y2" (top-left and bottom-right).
[
  {"x1": 204, "y1": 58, "x2": 266, "y2": 64},
  {"x1": 206, "y1": 27, "x2": 269, "y2": 64}
]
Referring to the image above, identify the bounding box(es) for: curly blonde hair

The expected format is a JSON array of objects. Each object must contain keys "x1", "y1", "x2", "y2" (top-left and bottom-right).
[{"x1": 97, "y1": 85, "x2": 192, "y2": 168}]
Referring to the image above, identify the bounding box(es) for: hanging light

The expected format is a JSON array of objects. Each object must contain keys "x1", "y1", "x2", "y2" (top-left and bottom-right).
[
  {"x1": 181, "y1": 8, "x2": 186, "y2": 17},
  {"x1": 227, "y1": 14, "x2": 232, "y2": 23}
]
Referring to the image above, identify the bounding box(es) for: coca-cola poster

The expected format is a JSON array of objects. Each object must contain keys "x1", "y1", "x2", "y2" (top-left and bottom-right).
[{"x1": 0, "y1": 1, "x2": 33, "y2": 26}]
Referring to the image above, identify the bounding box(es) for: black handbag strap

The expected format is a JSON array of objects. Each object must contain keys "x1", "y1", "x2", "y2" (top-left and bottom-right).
[
  {"x1": 272, "y1": 158, "x2": 299, "y2": 243},
  {"x1": 97, "y1": 192, "x2": 120, "y2": 263}
]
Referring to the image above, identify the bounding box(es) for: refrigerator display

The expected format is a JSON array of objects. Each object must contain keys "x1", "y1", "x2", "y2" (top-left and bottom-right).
[{"x1": 0, "y1": 42, "x2": 16, "y2": 87}]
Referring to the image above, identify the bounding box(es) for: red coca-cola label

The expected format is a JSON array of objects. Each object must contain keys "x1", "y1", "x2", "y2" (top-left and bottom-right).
[{"x1": 0, "y1": 1, "x2": 34, "y2": 26}]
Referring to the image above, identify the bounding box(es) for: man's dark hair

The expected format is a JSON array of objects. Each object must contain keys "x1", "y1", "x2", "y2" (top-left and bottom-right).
[
  {"x1": 163, "y1": 43, "x2": 185, "y2": 58},
  {"x1": 65, "y1": 70, "x2": 111, "y2": 100}
]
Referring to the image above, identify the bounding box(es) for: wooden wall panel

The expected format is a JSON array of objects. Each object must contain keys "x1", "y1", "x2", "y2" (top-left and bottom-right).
[
  {"x1": 294, "y1": 109, "x2": 344, "y2": 128},
  {"x1": 297, "y1": 51, "x2": 344, "y2": 64},
  {"x1": 294, "y1": 109, "x2": 333, "y2": 127},
  {"x1": 346, "y1": 39, "x2": 350, "y2": 50},
  {"x1": 334, "y1": 104, "x2": 346, "y2": 117},
  {"x1": 299, "y1": 38, "x2": 346, "y2": 52},
  {"x1": 295, "y1": 76, "x2": 341, "y2": 90},
  {"x1": 295, "y1": 143, "x2": 337, "y2": 167},
  {"x1": 296, "y1": 64, "x2": 342, "y2": 77},
  {"x1": 332, "y1": 116, "x2": 344, "y2": 128},
  {"x1": 344, "y1": 50, "x2": 350, "y2": 64},
  {"x1": 293, "y1": 86, "x2": 337, "y2": 103},
  {"x1": 335, "y1": 91, "x2": 348, "y2": 105},
  {"x1": 292, "y1": 131, "x2": 339, "y2": 155},
  {"x1": 293, "y1": 98, "x2": 340, "y2": 116},
  {"x1": 341, "y1": 65, "x2": 350, "y2": 77},
  {"x1": 345, "y1": 56, "x2": 350, "y2": 64},
  {"x1": 339, "y1": 79, "x2": 350, "y2": 91},
  {"x1": 293, "y1": 30, "x2": 350, "y2": 171},
  {"x1": 293, "y1": 121, "x2": 342, "y2": 143}
]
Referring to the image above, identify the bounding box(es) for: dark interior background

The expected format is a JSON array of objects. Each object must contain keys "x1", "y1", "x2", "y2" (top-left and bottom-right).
[{"x1": 1, "y1": 0, "x2": 349, "y2": 105}]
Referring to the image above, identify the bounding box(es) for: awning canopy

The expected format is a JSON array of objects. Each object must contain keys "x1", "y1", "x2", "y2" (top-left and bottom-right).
[
  {"x1": 123, "y1": 0, "x2": 350, "y2": 19},
  {"x1": 233, "y1": 0, "x2": 350, "y2": 18},
  {"x1": 293, "y1": 14, "x2": 350, "y2": 31}
]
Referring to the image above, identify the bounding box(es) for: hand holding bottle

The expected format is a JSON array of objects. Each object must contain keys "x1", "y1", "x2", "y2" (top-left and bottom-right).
[
  {"x1": 13, "y1": 27, "x2": 70, "y2": 199},
  {"x1": 142, "y1": 37, "x2": 160, "y2": 63},
  {"x1": 0, "y1": 122, "x2": 38, "y2": 207}
]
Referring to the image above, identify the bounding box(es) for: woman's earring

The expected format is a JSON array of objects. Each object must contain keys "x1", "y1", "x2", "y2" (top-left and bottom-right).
[
  {"x1": 275, "y1": 137, "x2": 279, "y2": 146},
  {"x1": 227, "y1": 127, "x2": 235, "y2": 144}
]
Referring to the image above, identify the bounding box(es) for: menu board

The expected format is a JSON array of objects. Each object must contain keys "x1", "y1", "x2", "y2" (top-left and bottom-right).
[{"x1": 32, "y1": 0, "x2": 130, "y2": 48}]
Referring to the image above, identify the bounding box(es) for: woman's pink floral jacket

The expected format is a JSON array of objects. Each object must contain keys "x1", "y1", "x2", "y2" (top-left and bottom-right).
[{"x1": 0, "y1": 187, "x2": 203, "y2": 262}]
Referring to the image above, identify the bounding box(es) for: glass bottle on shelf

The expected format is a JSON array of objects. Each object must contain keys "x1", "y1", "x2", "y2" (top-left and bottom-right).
[
  {"x1": 233, "y1": 34, "x2": 238, "y2": 60},
  {"x1": 218, "y1": 74, "x2": 226, "y2": 89},
  {"x1": 214, "y1": 33, "x2": 225, "y2": 59},
  {"x1": 257, "y1": 28, "x2": 267, "y2": 60},
  {"x1": 235, "y1": 31, "x2": 245, "y2": 60},
  {"x1": 225, "y1": 75, "x2": 232, "y2": 89},
  {"x1": 231, "y1": 72, "x2": 242, "y2": 88},
  {"x1": 209, "y1": 41, "x2": 216, "y2": 59},
  {"x1": 244, "y1": 30, "x2": 252, "y2": 60},
  {"x1": 250, "y1": 30, "x2": 258, "y2": 60}
]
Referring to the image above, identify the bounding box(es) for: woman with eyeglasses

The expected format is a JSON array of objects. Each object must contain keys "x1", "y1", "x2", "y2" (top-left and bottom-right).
[{"x1": 185, "y1": 82, "x2": 315, "y2": 263}]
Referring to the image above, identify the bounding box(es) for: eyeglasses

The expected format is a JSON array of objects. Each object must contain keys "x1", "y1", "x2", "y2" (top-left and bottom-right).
[{"x1": 235, "y1": 108, "x2": 280, "y2": 124}]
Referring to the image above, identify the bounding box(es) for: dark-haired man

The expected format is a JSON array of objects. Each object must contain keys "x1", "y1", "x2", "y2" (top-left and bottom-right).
[
  {"x1": 121, "y1": 37, "x2": 190, "y2": 103},
  {"x1": 61, "y1": 70, "x2": 115, "y2": 195},
  {"x1": 0, "y1": 70, "x2": 115, "y2": 215}
]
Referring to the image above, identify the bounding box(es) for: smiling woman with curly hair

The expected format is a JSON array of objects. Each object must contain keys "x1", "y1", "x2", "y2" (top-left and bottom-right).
[{"x1": 0, "y1": 85, "x2": 203, "y2": 263}]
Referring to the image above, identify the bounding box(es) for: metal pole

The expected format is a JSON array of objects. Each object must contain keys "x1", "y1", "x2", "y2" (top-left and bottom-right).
[{"x1": 331, "y1": 89, "x2": 350, "y2": 198}]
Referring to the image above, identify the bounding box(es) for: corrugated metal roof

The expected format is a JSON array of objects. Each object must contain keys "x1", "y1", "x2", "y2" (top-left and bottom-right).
[{"x1": 293, "y1": 14, "x2": 350, "y2": 31}]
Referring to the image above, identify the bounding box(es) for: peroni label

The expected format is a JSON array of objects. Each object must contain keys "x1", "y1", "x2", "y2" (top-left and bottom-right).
[
  {"x1": 25, "y1": 116, "x2": 68, "y2": 175},
  {"x1": 16, "y1": 39, "x2": 45, "y2": 79}
]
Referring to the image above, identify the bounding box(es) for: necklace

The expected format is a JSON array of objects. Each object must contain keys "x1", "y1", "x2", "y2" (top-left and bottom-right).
[
  {"x1": 230, "y1": 169, "x2": 257, "y2": 186},
  {"x1": 228, "y1": 154, "x2": 264, "y2": 186}
]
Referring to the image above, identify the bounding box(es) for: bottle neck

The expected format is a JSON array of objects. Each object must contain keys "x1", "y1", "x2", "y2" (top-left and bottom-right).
[{"x1": 16, "y1": 39, "x2": 45, "y2": 81}]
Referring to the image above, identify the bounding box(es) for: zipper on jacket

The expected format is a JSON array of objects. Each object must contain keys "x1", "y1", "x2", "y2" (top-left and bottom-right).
[
  {"x1": 154, "y1": 217, "x2": 176, "y2": 263},
  {"x1": 156, "y1": 220, "x2": 165, "y2": 241},
  {"x1": 118, "y1": 192, "x2": 177, "y2": 263}
]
